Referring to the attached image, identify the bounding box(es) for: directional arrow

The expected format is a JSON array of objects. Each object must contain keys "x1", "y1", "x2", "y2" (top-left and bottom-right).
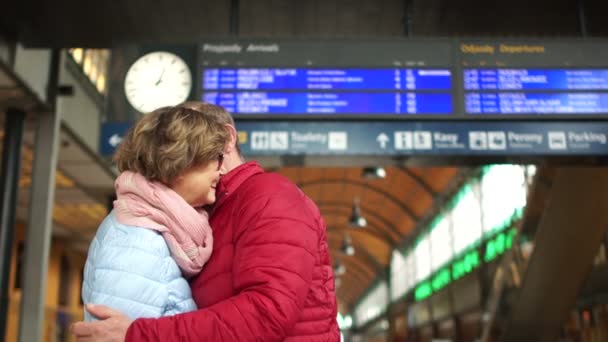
[
  {"x1": 109, "y1": 134, "x2": 123, "y2": 147},
  {"x1": 376, "y1": 133, "x2": 389, "y2": 149}
]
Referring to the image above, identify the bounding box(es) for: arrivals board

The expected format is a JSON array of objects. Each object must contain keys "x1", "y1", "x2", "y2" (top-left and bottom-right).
[
  {"x1": 198, "y1": 39, "x2": 608, "y2": 119},
  {"x1": 198, "y1": 40, "x2": 454, "y2": 118}
]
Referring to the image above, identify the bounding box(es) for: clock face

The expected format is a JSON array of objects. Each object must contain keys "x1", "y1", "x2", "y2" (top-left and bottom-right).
[{"x1": 124, "y1": 51, "x2": 192, "y2": 113}]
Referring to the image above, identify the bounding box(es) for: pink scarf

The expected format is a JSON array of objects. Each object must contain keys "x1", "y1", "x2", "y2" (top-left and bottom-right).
[{"x1": 113, "y1": 171, "x2": 213, "y2": 278}]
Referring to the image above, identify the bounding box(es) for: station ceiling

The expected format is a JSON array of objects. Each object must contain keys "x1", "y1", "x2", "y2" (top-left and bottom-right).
[
  {"x1": 276, "y1": 166, "x2": 465, "y2": 312},
  {"x1": 4, "y1": 0, "x2": 608, "y2": 48}
]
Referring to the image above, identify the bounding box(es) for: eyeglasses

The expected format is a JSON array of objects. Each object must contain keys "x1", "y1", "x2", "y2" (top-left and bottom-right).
[{"x1": 216, "y1": 154, "x2": 224, "y2": 171}]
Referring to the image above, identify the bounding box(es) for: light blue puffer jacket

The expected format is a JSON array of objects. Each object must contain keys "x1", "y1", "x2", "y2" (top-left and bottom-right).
[{"x1": 81, "y1": 211, "x2": 197, "y2": 320}]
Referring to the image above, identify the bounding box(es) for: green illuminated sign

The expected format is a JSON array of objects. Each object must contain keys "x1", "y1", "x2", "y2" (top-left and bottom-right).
[
  {"x1": 452, "y1": 250, "x2": 480, "y2": 281},
  {"x1": 414, "y1": 281, "x2": 433, "y2": 301},
  {"x1": 413, "y1": 228, "x2": 518, "y2": 302},
  {"x1": 431, "y1": 268, "x2": 450, "y2": 291},
  {"x1": 408, "y1": 165, "x2": 527, "y2": 303},
  {"x1": 484, "y1": 228, "x2": 517, "y2": 262}
]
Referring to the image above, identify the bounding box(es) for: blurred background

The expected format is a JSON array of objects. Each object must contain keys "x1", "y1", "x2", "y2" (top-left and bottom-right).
[{"x1": 1, "y1": 1, "x2": 608, "y2": 341}]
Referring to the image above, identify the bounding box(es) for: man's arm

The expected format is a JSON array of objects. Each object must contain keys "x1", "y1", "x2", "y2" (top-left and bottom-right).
[
  {"x1": 73, "y1": 305, "x2": 132, "y2": 342},
  {"x1": 126, "y1": 187, "x2": 319, "y2": 341}
]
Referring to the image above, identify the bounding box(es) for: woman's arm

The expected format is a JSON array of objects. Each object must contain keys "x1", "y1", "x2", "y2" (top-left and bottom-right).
[{"x1": 82, "y1": 225, "x2": 187, "y2": 320}]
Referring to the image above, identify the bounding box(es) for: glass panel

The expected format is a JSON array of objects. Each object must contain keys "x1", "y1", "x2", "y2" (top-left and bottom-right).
[
  {"x1": 414, "y1": 236, "x2": 431, "y2": 282},
  {"x1": 97, "y1": 74, "x2": 106, "y2": 94},
  {"x1": 89, "y1": 50, "x2": 99, "y2": 83},
  {"x1": 354, "y1": 282, "x2": 388, "y2": 326},
  {"x1": 451, "y1": 184, "x2": 483, "y2": 254},
  {"x1": 68, "y1": 48, "x2": 110, "y2": 96},
  {"x1": 404, "y1": 250, "x2": 416, "y2": 292},
  {"x1": 70, "y1": 48, "x2": 83, "y2": 64},
  {"x1": 83, "y1": 50, "x2": 92, "y2": 75},
  {"x1": 430, "y1": 215, "x2": 453, "y2": 271},
  {"x1": 481, "y1": 165, "x2": 527, "y2": 234},
  {"x1": 390, "y1": 250, "x2": 406, "y2": 301},
  {"x1": 96, "y1": 50, "x2": 109, "y2": 94},
  {"x1": 525, "y1": 165, "x2": 537, "y2": 184}
]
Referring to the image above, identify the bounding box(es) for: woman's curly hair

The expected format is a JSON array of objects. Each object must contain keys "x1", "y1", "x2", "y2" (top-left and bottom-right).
[{"x1": 114, "y1": 104, "x2": 229, "y2": 185}]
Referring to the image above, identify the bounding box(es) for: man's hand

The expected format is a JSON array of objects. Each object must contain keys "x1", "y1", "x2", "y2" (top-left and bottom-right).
[{"x1": 71, "y1": 304, "x2": 133, "y2": 342}]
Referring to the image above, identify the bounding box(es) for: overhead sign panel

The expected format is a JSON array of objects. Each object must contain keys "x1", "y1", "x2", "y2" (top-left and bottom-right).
[
  {"x1": 100, "y1": 122, "x2": 133, "y2": 156},
  {"x1": 237, "y1": 121, "x2": 608, "y2": 156},
  {"x1": 199, "y1": 39, "x2": 608, "y2": 119}
]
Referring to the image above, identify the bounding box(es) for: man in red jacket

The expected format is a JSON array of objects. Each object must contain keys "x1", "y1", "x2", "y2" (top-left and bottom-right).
[{"x1": 72, "y1": 102, "x2": 340, "y2": 342}]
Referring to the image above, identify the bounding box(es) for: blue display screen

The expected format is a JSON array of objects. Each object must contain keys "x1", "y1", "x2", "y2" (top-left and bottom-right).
[
  {"x1": 464, "y1": 69, "x2": 608, "y2": 90},
  {"x1": 202, "y1": 92, "x2": 453, "y2": 115},
  {"x1": 465, "y1": 93, "x2": 608, "y2": 114},
  {"x1": 203, "y1": 68, "x2": 452, "y2": 90}
]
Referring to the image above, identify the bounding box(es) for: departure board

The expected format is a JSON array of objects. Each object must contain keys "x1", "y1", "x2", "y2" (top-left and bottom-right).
[
  {"x1": 465, "y1": 93, "x2": 608, "y2": 114},
  {"x1": 198, "y1": 39, "x2": 608, "y2": 119},
  {"x1": 459, "y1": 41, "x2": 608, "y2": 117},
  {"x1": 463, "y1": 69, "x2": 608, "y2": 90}
]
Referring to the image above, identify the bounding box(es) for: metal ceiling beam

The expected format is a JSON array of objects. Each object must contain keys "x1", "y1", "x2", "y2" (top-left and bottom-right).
[
  {"x1": 577, "y1": 0, "x2": 588, "y2": 37},
  {"x1": 316, "y1": 200, "x2": 407, "y2": 242},
  {"x1": 331, "y1": 248, "x2": 375, "y2": 280},
  {"x1": 337, "y1": 255, "x2": 376, "y2": 283},
  {"x1": 323, "y1": 209, "x2": 398, "y2": 247},
  {"x1": 396, "y1": 166, "x2": 438, "y2": 197},
  {"x1": 403, "y1": 0, "x2": 414, "y2": 37},
  {"x1": 0, "y1": 60, "x2": 48, "y2": 112},
  {"x1": 335, "y1": 265, "x2": 374, "y2": 308},
  {"x1": 337, "y1": 289, "x2": 357, "y2": 314},
  {"x1": 338, "y1": 263, "x2": 370, "y2": 288},
  {"x1": 395, "y1": 168, "x2": 477, "y2": 252},
  {"x1": 230, "y1": 0, "x2": 240, "y2": 35},
  {"x1": 298, "y1": 179, "x2": 420, "y2": 221},
  {"x1": 338, "y1": 273, "x2": 366, "y2": 309},
  {"x1": 327, "y1": 232, "x2": 387, "y2": 278}
]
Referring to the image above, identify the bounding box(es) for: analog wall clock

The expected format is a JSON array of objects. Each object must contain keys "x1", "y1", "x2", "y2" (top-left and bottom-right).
[{"x1": 124, "y1": 51, "x2": 192, "y2": 113}]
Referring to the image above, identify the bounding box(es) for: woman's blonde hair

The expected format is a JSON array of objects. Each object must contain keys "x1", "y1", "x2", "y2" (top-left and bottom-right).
[
  {"x1": 180, "y1": 101, "x2": 242, "y2": 155},
  {"x1": 114, "y1": 105, "x2": 229, "y2": 185}
]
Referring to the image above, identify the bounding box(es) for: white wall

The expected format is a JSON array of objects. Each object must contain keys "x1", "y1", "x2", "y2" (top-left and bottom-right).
[
  {"x1": 13, "y1": 44, "x2": 51, "y2": 103},
  {"x1": 57, "y1": 51, "x2": 103, "y2": 152}
]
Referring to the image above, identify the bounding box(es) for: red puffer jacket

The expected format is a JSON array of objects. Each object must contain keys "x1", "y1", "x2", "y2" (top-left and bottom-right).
[{"x1": 126, "y1": 162, "x2": 340, "y2": 341}]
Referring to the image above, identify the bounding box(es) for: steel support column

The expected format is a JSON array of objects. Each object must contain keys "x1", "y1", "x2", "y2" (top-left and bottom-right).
[
  {"x1": 18, "y1": 50, "x2": 62, "y2": 342},
  {"x1": 500, "y1": 168, "x2": 608, "y2": 342},
  {"x1": 17, "y1": 109, "x2": 61, "y2": 342},
  {"x1": 0, "y1": 108, "x2": 25, "y2": 341}
]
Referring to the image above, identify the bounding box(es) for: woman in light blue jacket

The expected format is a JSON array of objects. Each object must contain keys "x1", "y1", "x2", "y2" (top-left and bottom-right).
[
  {"x1": 82, "y1": 212, "x2": 198, "y2": 319},
  {"x1": 82, "y1": 105, "x2": 229, "y2": 319}
]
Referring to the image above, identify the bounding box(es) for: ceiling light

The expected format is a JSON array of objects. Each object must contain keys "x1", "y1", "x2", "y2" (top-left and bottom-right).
[
  {"x1": 341, "y1": 234, "x2": 355, "y2": 256},
  {"x1": 334, "y1": 261, "x2": 346, "y2": 276},
  {"x1": 362, "y1": 166, "x2": 386, "y2": 179},
  {"x1": 349, "y1": 197, "x2": 367, "y2": 228}
]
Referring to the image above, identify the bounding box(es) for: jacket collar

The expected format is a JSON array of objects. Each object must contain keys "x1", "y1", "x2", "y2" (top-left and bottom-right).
[{"x1": 212, "y1": 161, "x2": 264, "y2": 214}]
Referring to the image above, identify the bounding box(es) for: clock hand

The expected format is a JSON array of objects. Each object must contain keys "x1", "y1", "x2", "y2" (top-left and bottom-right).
[{"x1": 155, "y1": 68, "x2": 165, "y2": 86}]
